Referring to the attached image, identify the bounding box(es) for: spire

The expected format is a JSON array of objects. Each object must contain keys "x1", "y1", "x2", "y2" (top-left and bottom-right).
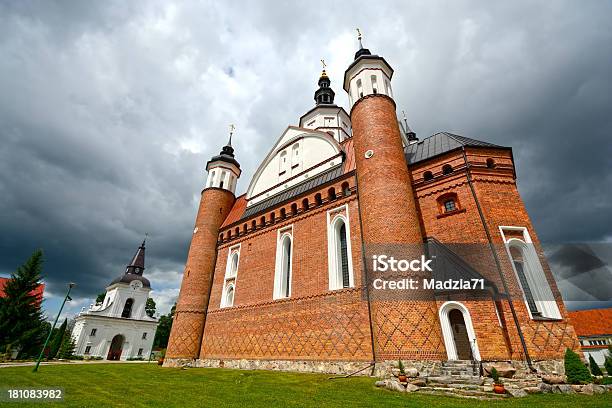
[
  {"x1": 208, "y1": 125, "x2": 240, "y2": 169},
  {"x1": 354, "y1": 28, "x2": 372, "y2": 60},
  {"x1": 314, "y1": 59, "x2": 335, "y2": 105},
  {"x1": 125, "y1": 239, "x2": 146, "y2": 275},
  {"x1": 401, "y1": 111, "x2": 418, "y2": 143}
]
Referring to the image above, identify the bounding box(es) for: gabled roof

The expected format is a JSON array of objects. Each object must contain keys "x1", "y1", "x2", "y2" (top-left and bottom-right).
[
  {"x1": 405, "y1": 132, "x2": 508, "y2": 165},
  {"x1": 568, "y1": 308, "x2": 612, "y2": 337}
]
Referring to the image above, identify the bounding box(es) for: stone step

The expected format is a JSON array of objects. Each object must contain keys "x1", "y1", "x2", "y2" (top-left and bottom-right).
[
  {"x1": 427, "y1": 375, "x2": 484, "y2": 385},
  {"x1": 417, "y1": 387, "x2": 508, "y2": 400}
]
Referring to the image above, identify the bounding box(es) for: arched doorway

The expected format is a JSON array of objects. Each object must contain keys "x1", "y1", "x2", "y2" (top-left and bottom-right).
[
  {"x1": 107, "y1": 334, "x2": 124, "y2": 360},
  {"x1": 449, "y1": 309, "x2": 472, "y2": 360},
  {"x1": 439, "y1": 301, "x2": 481, "y2": 361}
]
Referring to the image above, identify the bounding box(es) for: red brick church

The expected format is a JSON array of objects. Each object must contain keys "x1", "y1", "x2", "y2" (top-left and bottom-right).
[{"x1": 165, "y1": 37, "x2": 580, "y2": 375}]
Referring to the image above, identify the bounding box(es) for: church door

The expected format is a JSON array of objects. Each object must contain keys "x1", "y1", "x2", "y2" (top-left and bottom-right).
[
  {"x1": 107, "y1": 334, "x2": 124, "y2": 360},
  {"x1": 448, "y1": 309, "x2": 473, "y2": 360}
]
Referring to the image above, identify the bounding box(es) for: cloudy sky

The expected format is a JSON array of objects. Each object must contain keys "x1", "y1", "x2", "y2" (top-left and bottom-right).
[{"x1": 1, "y1": 1, "x2": 611, "y2": 320}]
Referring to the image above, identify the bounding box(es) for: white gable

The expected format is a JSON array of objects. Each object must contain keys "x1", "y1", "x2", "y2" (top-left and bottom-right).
[{"x1": 246, "y1": 126, "x2": 342, "y2": 206}]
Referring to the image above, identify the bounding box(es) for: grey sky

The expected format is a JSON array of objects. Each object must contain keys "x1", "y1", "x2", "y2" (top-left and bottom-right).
[{"x1": 0, "y1": 0, "x2": 610, "y2": 318}]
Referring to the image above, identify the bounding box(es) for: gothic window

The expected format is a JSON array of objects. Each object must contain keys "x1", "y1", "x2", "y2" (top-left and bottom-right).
[
  {"x1": 423, "y1": 171, "x2": 434, "y2": 181},
  {"x1": 442, "y1": 164, "x2": 453, "y2": 175},
  {"x1": 121, "y1": 298, "x2": 134, "y2": 318},
  {"x1": 222, "y1": 283, "x2": 235, "y2": 308},
  {"x1": 228, "y1": 252, "x2": 239, "y2": 278},
  {"x1": 274, "y1": 232, "x2": 293, "y2": 299},
  {"x1": 328, "y1": 213, "x2": 353, "y2": 290},
  {"x1": 509, "y1": 243, "x2": 541, "y2": 317}
]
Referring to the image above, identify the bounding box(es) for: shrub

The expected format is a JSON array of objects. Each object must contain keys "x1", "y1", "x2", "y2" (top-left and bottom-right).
[
  {"x1": 604, "y1": 356, "x2": 612, "y2": 376},
  {"x1": 564, "y1": 348, "x2": 592, "y2": 384},
  {"x1": 397, "y1": 360, "x2": 405, "y2": 375},
  {"x1": 589, "y1": 355, "x2": 603, "y2": 376},
  {"x1": 490, "y1": 367, "x2": 501, "y2": 384}
]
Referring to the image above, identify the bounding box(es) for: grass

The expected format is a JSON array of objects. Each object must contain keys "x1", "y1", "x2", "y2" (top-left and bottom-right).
[{"x1": 0, "y1": 363, "x2": 610, "y2": 407}]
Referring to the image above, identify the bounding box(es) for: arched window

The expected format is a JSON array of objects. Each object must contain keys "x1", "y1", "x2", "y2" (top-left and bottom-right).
[
  {"x1": 260, "y1": 216, "x2": 266, "y2": 227},
  {"x1": 371, "y1": 75, "x2": 378, "y2": 94},
  {"x1": 486, "y1": 158, "x2": 496, "y2": 169},
  {"x1": 423, "y1": 171, "x2": 434, "y2": 181},
  {"x1": 509, "y1": 242, "x2": 540, "y2": 317},
  {"x1": 437, "y1": 193, "x2": 460, "y2": 215},
  {"x1": 251, "y1": 220, "x2": 256, "y2": 230},
  {"x1": 357, "y1": 79, "x2": 363, "y2": 98},
  {"x1": 341, "y1": 182, "x2": 350, "y2": 196},
  {"x1": 121, "y1": 298, "x2": 134, "y2": 318},
  {"x1": 235, "y1": 227, "x2": 239, "y2": 236},
  {"x1": 302, "y1": 198, "x2": 309, "y2": 211},
  {"x1": 328, "y1": 215, "x2": 353, "y2": 290},
  {"x1": 280, "y1": 208, "x2": 286, "y2": 219},
  {"x1": 270, "y1": 212, "x2": 276, "y2": 223},
  {"x1": 229, "y1": 252, "x2": 239, "y2": 278},
  {"x1": 222, "y1": 284, "x2": 235, "y2": 308},
  {"x1": 208, "y1": 171, "x2": 216, "y2": 187},
  {"x1": 291, "y1": 203, "x2": 298, "y2": 215},
  {"x1": 274, "y1": 233, "x2": 293, "y2": 299},
  {"x1": 227, "y1": 230, "x2": 232, "y2": 239},
  {"x1": 328, "y1": 187, "x2": 336, "y2": 201},
  {"x1": 315, "y1": 193, "x2": 322, "y2": 206},
  {"x1": 279, "y1": 150, "x2": 288, "y2": 174},
  {"x1": 243, "y1": 224, "x2": 247, "y2": 233},
  {"x1": 219, "y1": 233, "x2": 224, "y2": 242},
  {"x1": 442, "y1": 164, "x2": 453, "y2": 175}
]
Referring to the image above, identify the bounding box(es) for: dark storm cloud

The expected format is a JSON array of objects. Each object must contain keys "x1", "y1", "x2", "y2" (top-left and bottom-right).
[{"x1": 1, "y1": 0, "x2": 611, "y2": 316}]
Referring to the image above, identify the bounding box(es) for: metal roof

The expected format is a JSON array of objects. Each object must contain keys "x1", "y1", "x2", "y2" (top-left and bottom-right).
[
  {"x1": 241, "y1": 165, "x2": 344, "y2": 220},
  {"x1": 405, "y1": 132, "x2": 506, "y2": 165}
]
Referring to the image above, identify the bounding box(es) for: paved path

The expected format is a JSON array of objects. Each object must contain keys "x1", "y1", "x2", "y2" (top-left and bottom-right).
[{"x1": 0, "y1": 360, "x2": 156, "y2": 368}]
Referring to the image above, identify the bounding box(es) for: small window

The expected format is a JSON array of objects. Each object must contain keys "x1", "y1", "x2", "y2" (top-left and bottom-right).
[
  {"x1": 302, "y1": 198, "x2": 309, "y2": 211},
  {"x1": 270, "y1": 212, "x2": 276, "y2": 223},
  {"x1": 486, "y1": 158, "x2": 496, "y2": 169},
  {"x1": 142, "y1": 332, "x2": 147, "y2": 340},
  {"x1": 423, "y1": 171, "x2": 434, "y2": 181},
  {"x1": 219, "y1": 233, "x2": 224, "y2": 241},
  {"x1": 251, "y1": 220, "x2": 256, "y2": 230},
  {"x1": 243, "y1": 224, "x2": 247, "y2": 233},
  {"x1": 315, "y1": 193, "x2": 322, "y2": 206},
  {"x1": 138, "y1": 348, "x2": 143, "y2": 356},
  {"x1": 85, "y1": 345, "x2": 91, "y2": 354},
  {"x1": 341, "y1": 182, "x2": 350, "y2": 196},
  {"x1": 235, "y1": 227, "x2": 239, "y2": 236},
  {"x1": 260, "y1": 216, "x2": 266, "y2": 227},
  {"x1": 357, "y1": 79, "x2": 363, "y2": 98},
  {"x1": 328, "y1": 187, "x2": 337, "y2": 201},
  {"x1": 291, "y1": 203, "x2": 298, "y2": 215},
  {"x1": 444, "y1": 199, "x2": 456, "y2": 213},
  {"x1": 90, "y1": 328, "x2": 97, "y2": 336},
  {"x1": 280, "y1": 208, "x2": 286, "y2": 219},
  {"x1": 371, "y1": 75, "x2": 378, "y2": 94},
  {"x1": 442, "y1": 164, "x2": 453, "y2": 175}
]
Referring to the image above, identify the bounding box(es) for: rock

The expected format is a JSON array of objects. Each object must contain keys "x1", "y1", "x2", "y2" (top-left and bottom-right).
[
  {"x1": 405, "y1": 384, "x2": 419, "y2": 393},
  {"x1": 391, "y1": 368, "x2": 400, "y2": 377},
  {"x1": 410, "y1": 379, "x2": 427, "y2": 387},
  {"x1": 542, "y1": 375, "x2": 565, "y2": 384},
  {"x1": 507, "y1": 388, "x2": 528, "y2": 398},
  {"x1": 483, "y1": 363, "x2": 516, "y2": 378},
  {"x1": 580, "y1": 384, "x2": 594, "y2": 395},
  {"x1": 375, "y1": 380, "x2": 386, "y2": 388},
  {"x1": 593, "y1": 385, "x2": 606, "y2": 394},
  {"x1": 524, "y1": 387, "x2": 542, "y2": 394},
  {"x1": 386, "y1": 380, "x2": 406, "y2": 393},
  {"x1": 483, "y1": 385, "x2": 494, "y2": 392},
  {"x1": 539, "y1": 383, "x2": 553, "y2": 393},
  {"x1": 404, "y1": 368, "x2": 419, "y2": 378},
  {"x1": 553, "y1": 385, "x2": 575, "y2": 394}
]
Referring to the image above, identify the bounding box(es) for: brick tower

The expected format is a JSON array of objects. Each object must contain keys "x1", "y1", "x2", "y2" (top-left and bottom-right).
[
  {"x1": 165, "y1": 135, "x2": 240, "y2": 362},
  {"x1": 343, "y1": 35, "x2": 445, "y2": 360}
]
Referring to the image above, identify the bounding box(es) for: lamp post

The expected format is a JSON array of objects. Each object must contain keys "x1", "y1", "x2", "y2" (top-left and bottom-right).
[{"x1": 33, "y1": 282, "x2": 75, "y2": 372}]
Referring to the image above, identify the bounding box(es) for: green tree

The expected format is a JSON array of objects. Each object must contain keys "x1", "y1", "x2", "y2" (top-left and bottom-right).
[
  {"x1": 95, "y1": 292, "x2": 106, "y2": 304},
  {"x1": 588, "y1": 354, "x2": 603, "y2": 376},
  {"x1": 146, "y1": 298, "x2": 156, "y2": 318},
  {"x1": 48, "y1": 318, "x2": 67, "y2": 359},
  {"x1": 564, "y1": 348, "x2": 592, "y2": 384},
  {"x1": 153, "y1": 303, "x2": 175, "y2": 349},
  {"x1": 0, "y1": 250, "x2": 46, "y2": 358},
  {"x1": 58, "y1": 333, "x2": 76, "y2": 359},
  {"x1": 604, "y1": 346, "x2": 612, "y2": 375}
]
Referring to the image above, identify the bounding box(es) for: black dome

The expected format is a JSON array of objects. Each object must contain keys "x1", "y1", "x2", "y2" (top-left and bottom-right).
[{"x1": 110, "y1": 273, "x2": 151, "y2": 288}]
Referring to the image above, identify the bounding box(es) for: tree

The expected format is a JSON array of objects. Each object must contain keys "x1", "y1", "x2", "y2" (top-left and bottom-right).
[
  {"x1": 146, "y1": 298, "x2": 156, "y2": 318},
  {"x1": 564, "y1": 348, "x2": 592, "y2": 384},
  {"x1": 0, "y1": 250, "x2": 46, "y2": 358},
  {"x1": 48, "y1": 318, "x2": 67, "y2": 359},
  {"x1": 588, "y1": 355, "x2": 603, "y2": 376},
  {"x1": 605, "y1": 345, "x2": 612, "y2": 375},
  {"x1": 95, "y1": 292, "x2": 106, "y2": 304},
  {"x1": 58, "y1": 333, "x2": 76, "y2": 359},
  {"x1": 153, "y1": 303, "x2": 175, "y2": 349}
]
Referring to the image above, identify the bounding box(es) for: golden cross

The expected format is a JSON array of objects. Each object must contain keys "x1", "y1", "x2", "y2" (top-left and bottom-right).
[
  {"x1": 321, "y1": 59, "x2": 327, "y2": 70},
  {"x1": 356, "y1": 28, "x2": 362, "y2": 41}
]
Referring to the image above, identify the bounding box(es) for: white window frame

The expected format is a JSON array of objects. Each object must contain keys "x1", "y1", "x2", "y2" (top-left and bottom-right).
[
  {"x1": 221, "y1": 244, "x2": 240, "y2": 308},
  {"x1": 274, "y1": 225, "x2": 294, "y2": 300},
  {"x1": 327, "y1": 205, "x2": 355, "y2": 290},
  {"x1": 499, "y1": 226, "x2": 561, "y2": 319}
]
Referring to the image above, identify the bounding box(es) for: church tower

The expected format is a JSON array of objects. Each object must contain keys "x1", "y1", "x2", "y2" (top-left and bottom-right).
[
  {"x1": 344, "y1": 32, "x2": 445, "y2": 360},
  {"x1": 166, "y1": 132, "x2": 240, "y2": 361}
]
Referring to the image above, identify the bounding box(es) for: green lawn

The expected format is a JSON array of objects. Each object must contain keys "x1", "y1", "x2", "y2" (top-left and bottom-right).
[{"x1": 0, "y1": 363, "x2": 610, "y2": 407}]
